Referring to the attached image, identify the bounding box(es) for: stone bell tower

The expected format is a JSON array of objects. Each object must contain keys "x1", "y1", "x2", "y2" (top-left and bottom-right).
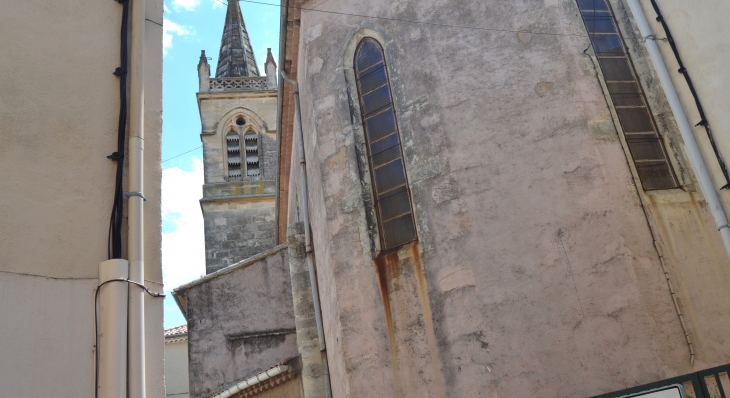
[{"x1": 196, "y1": 0, "x2": 279, "y2": 274}]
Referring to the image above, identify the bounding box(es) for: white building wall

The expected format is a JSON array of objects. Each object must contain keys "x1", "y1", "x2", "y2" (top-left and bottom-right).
[
  {"x1": 165, "y1": 340, "x2": 190, "y2": 398},
  {"x1": 0, "y1": 0, "x2": 164, "y2": 396},
  {"x1": 639, "y1": 0, "x2": 730, "y2": 209}
]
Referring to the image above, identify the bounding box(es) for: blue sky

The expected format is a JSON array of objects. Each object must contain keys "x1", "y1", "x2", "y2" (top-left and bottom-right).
[{"x1": 161, "y1": 0, "x2": 280, "y2": 329}]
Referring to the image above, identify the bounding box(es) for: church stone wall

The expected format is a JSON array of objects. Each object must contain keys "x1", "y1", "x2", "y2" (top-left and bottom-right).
[
  {"x1": 284, "y1": 0, "x2": 730, "y2": 397},
  {"x1": 202, "y1": 196, "x2": 277, "y2": 274},
  {"x1": 182, "y1": 246, "x2": 298, "y2": 398},
  {"x1": 197, "y1": 85, "x2": 280, "y2": 274}
]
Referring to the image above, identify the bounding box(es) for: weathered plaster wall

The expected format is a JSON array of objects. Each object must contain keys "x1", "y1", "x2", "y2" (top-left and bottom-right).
[
  {"x1": 606, "y1": 0, "x2": 730, "y2": 367},
  {"x1": 283, "y1": 0, "x2": 730, "y2": 397},
  {"x1": 182, "y1": 246, "x2": 298, "y2": 398},
  {"x1": 201, "y1": 196, "x2": 277, "y2": 273},
  {"x1": 165, "y1": 339, "x2": 190, "y2": 398},
  {"x1": 0, "y1": 0, "x2": 164, "y2": 396}
]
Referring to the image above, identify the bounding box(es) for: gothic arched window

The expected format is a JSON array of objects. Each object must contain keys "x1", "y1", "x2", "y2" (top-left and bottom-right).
[
  {"x1": 226, "y1": 131, "x2": 242, "y2": 180},
  {"x1": 355, "y1": 38, "x2": 417, "y2": 252}
]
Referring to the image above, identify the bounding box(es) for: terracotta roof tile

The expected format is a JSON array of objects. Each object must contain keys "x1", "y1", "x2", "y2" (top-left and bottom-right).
[{"x1": 164, "y1": 324, "x2": 187, "y2": 337}]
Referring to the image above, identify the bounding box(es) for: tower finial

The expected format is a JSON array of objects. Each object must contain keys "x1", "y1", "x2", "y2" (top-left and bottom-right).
[
  {"x1": 198, "y1": 50, "x2": 211, "y2": 92},
  {"x1": 265, "y1": 48, "x2": 277, "y2": 89},
  {"x1": 216, "y1": 0, "x2": 259, "y2": 78}
]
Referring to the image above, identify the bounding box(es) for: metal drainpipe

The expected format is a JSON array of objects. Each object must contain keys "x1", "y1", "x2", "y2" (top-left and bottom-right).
[
  {"x1": 127, "y1": 0, "x2": 147, "y2": 396},
  {"x1": 280, "y1": 71, "x2": 333, "y2": 398},
  {"x1": 626, "y1": 0, "x2": 730, "y2": 259}
]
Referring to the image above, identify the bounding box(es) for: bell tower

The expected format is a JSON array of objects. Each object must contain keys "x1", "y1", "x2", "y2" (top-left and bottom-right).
[{"x1": 196, "y1": 0, "x2": 279, "y2": 274}]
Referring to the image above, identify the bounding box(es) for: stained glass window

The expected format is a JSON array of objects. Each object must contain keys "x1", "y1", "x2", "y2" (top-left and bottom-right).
[
  {"x1": 355, "y1": 38, "x2": 418, "y2": 251},
  {"x1": 578, "y1": 0, "x2": 679, "y2": 190}
]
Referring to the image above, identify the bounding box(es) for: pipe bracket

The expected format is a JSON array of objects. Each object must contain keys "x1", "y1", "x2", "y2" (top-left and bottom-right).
[{"x1": 125, "y1": 191, "x2": 147, "y2": 201}]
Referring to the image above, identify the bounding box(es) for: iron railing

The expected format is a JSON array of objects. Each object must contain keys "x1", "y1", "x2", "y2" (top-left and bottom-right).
[{"x1": 593, "y1": 363, "x2": 730, "y2": 398}]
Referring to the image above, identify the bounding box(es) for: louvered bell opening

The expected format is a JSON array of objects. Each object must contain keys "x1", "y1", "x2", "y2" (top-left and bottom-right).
[
  {"x1": 243, "y1": 132, "x2": 259, "y2": 176},
  {"x1": 356, "y1": 38, "x2": 417, "y2": 251},
  {"x1": 228, "y1": 166, "x2": 241, "y2": 177},
  {"x1": 577, "y1": 0, "x2": 679, "y2": 191},
  {"x1": 244, "y1": 132, "x2": 257, "y2": 141},
  {"x1": 226, "y1": 132, "x2": 242, "y2": 179}
]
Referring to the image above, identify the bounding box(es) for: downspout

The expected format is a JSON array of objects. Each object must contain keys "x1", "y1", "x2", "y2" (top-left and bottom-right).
[
  {"x1": 97, "y1": 260, "x2": 129, "y2": 398},
  {"x1": 127, "y1": 0, "x2": 147, "y2": 396},
  {"x1": 280, "y1": 71, "x2": 333, "y2": 398},
  {"x1": 626, "y1": 0, "x2": 730, "y2": 259}
]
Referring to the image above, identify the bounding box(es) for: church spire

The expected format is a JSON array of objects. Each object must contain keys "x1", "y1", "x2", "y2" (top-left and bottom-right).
[{"x1": 216, "y1": 0, "x2": 259, "y2": 78}]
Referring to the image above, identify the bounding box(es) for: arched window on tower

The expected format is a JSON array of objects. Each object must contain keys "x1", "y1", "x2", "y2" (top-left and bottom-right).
[
  {"x1": 355, "y1": 38, "x2": 417, "y2": 252},
  {"x1": 226, "y1": 131, "x2": 242, "y2": 180},
  {"x1": 244, "y1": 131, "x2": 260, "y2": 177}
]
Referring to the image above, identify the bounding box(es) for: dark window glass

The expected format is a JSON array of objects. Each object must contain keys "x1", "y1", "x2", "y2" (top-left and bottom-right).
[
  {"x1": 379, "y1": 189, "x2": 413, "y2": 221},
  {"x1": 357, "y1": 40, "x2": 384, "y2": 72},
  {"x1": 382, "y1": 213, "x2": 418, "y2": 250},
  {"x1": 607, "y1": 82, "x2": 645, "y2": 107},
  {"x1": 358, "y1": 65, "x2": 388, "y2": 95},
  {"x1": 576, "y1": 0, "x2": 679, "y2": 190},
  {"x1": 364, "y1": 108, "x2": 397, "y2": 142},
  {"x1": 597, "y1": 57, "x2": 635, "y2": 81},
  {"x1": 355, "y1": 38, "x2": 418, "y2": 251},
  {"x1": 373, "y1": 159, "x2": 408, "y2": 198},
  {"x1": 615, "y1": 107, "x2": 655, "y2": 133},
  {"x1": 590, "y1": 34, "x2": 625, "y2": 55},
  {"x1": 361, "y1": 85, "x2": 392, "y2": 116},
  {"x1": 635, "y1": 163, "x2": 679, "y2": 190},
  {"x1": 370, "y1": 132, "x2": 400, "y2": 156},
  {"x1": 577, "y1": 0, "x2": 609, "y2": 11},
  {"x1": 371, "y1": 144, "x2": 402, "y2": 168},
  {"x1": 626, "y1": 137, "x2": 669, "y2": 161},
  {"x1": 582, "y1": 12, "x2": 618, "y2": 33}
]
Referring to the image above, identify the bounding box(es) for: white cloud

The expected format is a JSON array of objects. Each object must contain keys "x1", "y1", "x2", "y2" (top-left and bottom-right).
[
  {"x1": 163, "y1": 18, "x2": 192, "y2": 54},
  {"x1": 172, "y1": 0, "x2": 201, "y2": 11},
  {"x1": 163, "y1": 3, "x2": 171, "y2": 13},
  {"x1": 210, "y1": 0, "x2": 223, "y2": 8},
  {"x1": 161, "y1": 159, "x2": 206, "y2": 290}
]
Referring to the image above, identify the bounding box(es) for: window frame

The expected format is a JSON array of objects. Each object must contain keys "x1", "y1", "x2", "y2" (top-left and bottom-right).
[{"x1": 353, "y1": 37, "x2": 419, "y2": 254}]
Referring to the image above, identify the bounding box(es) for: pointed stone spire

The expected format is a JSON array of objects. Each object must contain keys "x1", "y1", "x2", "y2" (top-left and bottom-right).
[
  {"x1": 264, "y1": 48, "x2": 277, "y2": 89},
  {"x1": 216, "y1": 0, "x2": 259, "y2": 78},
  {"x1": 198, "y1": 50, "x2": 211, "y2": 92}
]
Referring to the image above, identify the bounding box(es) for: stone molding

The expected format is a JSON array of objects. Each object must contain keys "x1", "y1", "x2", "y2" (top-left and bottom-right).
[{"x1": 210, "y1": 76, "x2": 269, "y2": 92}]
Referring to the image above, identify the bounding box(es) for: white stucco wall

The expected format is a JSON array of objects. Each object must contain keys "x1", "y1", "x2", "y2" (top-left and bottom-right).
[
  {"x1": 165, "y1": 339, "x2": 190, "y2": 398},
  {"x1": 638, "y1": 0, "x2": 730, "y2": 211},
  {"x1": 0, "y1": 0, "x2": 164, "y2": 396}
]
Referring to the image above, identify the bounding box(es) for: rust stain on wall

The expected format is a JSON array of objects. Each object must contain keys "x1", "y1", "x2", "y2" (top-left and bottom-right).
[
  {"x1": 411, "y1": 245, "x2": 448, "y2": 398},
  {"x1": 375, "y1": 244, "x2": 446, "y2": 398},
  {"x1": 374, "y1": 252, "x2": 403, "y2": 398}
]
